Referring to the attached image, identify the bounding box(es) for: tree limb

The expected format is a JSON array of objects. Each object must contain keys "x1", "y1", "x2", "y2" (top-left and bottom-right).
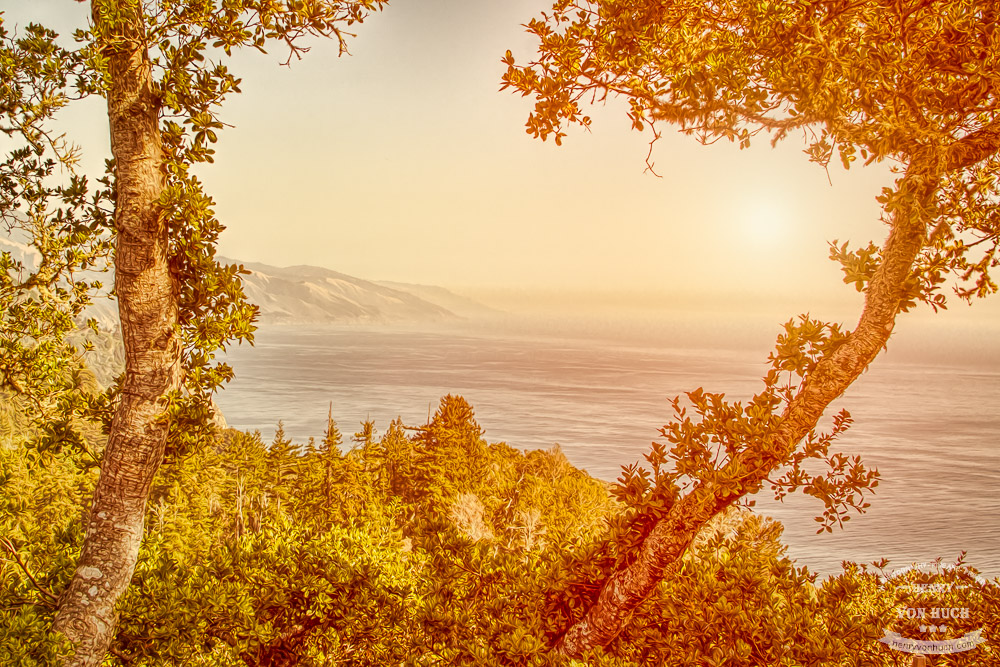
[{"x1": 0, "y1": 537, "x2": 59, "y2": 606}]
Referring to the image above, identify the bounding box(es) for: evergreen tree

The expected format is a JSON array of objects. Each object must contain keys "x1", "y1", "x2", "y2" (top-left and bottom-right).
[
  {"x1": 320, "y1": 403, "x2": 343, "y2": 457},
  {"x1": 270, "y1": 421, "x2": 294, "y2": 457}
]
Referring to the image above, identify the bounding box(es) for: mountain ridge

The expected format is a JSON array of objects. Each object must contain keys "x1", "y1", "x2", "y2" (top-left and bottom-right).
[
  {"x1": 224, "y1": 258, "x2": 489, "y2": 325},
  {"x1": 1, "y1": 238, "x2": 491, "y2": 325}
]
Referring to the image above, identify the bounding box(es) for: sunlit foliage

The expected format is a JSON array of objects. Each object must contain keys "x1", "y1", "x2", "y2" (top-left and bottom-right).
[
  {"x1": 0, "y1": 19, "x2": 112, "y2": 434},
  {"x1": 3, "y1": 394, "x2": 994, "y2": 664}
]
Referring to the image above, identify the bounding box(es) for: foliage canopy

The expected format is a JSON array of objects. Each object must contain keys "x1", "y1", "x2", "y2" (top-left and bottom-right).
[{"x1": 7, "y1": 395, "x2": 995, "y2": 665}]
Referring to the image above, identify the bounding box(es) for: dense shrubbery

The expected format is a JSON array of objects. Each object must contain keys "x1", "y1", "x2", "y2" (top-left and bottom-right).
[{"x1": 2, "y1": 394, "x2": 996, "y2": 665}]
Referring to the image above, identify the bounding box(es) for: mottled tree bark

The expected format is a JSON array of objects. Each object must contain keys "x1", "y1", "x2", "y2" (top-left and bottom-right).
[
  {"x1": 555, "y1": 125, "x2": 1000, "y2": 657},
  {"x1": 52, "y1": 3, "x2": 181, "y2": 665}
]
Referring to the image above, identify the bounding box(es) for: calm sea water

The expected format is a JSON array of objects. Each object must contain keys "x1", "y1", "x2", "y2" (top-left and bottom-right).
[{"x1": 214, "y1": 318, "x2": 1000, "y2": 579}]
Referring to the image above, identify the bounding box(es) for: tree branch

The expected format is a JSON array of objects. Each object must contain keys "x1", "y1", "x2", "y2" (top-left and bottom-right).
[
  {"x1": 941, "y1": 119, "x2": 1000, "y2": 172},
  {"x1": 0, "y1": 537, "x2": 59, "y2": 606}
]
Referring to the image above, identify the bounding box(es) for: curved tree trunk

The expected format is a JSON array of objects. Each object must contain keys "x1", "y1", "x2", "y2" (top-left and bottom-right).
[
  {"x1": 554, "y1": 123, "x2": 1000, "y2": 657},
  {"x1": 52, "y1": 3, "x2": 180, "y2": 665},
  {"x1": 554, "y1": 172, "x2": 929, "y2": 654}
]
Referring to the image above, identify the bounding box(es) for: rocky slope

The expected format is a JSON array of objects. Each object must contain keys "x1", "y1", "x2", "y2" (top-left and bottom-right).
[
  {"x1": 232, "y1": 259, "x2": 463, "y2": 324},
  {"x1": 2, "y1": 237, "x2": 488, "y2": 328}
]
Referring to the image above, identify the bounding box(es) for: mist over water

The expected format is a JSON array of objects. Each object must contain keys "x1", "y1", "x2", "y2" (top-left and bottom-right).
[{"x1": 215, "y1": 312, "x2": 1000, "y2": 579}]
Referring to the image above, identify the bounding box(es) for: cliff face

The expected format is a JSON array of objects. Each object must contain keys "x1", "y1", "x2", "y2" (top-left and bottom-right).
[
  {"x1": 374, "y1": 281, "x2": 500, "y2": 319},
  {"x1": 3, "y1": 237, "x2": 480, "y2": 326},
  {"x1": 233, "y1": 260, "x2": 459, "y2": 324},
  {"x1": 4, "y1": 238, "x2": 487, "y2": 384}
]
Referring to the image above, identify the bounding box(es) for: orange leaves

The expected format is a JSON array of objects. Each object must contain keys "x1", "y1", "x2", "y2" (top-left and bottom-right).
[{"x1": 769, "y1": 314, "x2": 850, "y2": 377}]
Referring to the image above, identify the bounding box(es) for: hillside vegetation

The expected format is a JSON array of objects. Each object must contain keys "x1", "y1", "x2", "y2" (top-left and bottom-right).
[{"x1": 3, "y1": 393, "x2": 996, "y2": 665}]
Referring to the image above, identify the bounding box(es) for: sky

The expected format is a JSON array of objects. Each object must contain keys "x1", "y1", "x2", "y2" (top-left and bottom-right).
[{"x1": 6, "y1": 0, "x2": 1000, "y2": 328}]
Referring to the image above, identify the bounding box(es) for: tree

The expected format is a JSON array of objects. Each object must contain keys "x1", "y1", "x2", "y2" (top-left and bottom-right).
[
  {"x1": 502, "y1": 0, "x2": 1000, "y2": 658},
  {"x1": 2, "y1": 1, "x2": 386, "y2": 664}
]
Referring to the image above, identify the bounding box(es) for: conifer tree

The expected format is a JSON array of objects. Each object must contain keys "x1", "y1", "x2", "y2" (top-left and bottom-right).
[
  {"x1": 270, "y1": 420, "x2": 293, "y2": 457},
  {"x1": 320, "y1": 402, "x2": 343, "y2": 457},
  {"x1": 353, "y1": 419, "x2": 377, "y2": 450},
  {"x1": 317, "y1": 404, "x2": 343, "y2": 510}
]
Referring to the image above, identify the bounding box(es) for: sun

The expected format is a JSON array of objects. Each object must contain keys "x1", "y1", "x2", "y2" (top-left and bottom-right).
[{"x1": 739, "y1": 197, "x2": 791, "y2": 247}]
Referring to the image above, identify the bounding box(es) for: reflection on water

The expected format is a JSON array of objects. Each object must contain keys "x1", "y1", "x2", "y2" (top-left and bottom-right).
[{"x1": 215, "y1": 320, "x2": 1000, "y2": 579}]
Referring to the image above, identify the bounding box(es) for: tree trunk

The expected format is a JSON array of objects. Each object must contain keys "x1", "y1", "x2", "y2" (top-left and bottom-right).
[
  {"x1": 555, "y1": 119, "x2": 1000, "y2": 655},
  {"x1": 554, "y1": 164, "x2": 938, "y2": 657},
  {"x1": 52, "y1": 3, "x2": 180, "y2": 665}
]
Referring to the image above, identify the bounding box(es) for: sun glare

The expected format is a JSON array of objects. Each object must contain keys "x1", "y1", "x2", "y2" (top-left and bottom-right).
[{"x1": 739, "y1": 197, "x2": 791, "y2": 247}]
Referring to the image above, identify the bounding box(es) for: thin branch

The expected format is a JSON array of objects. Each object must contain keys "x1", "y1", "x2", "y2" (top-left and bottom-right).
[
  {"x1": 0, "y1": 537, "x2": 59, "y2": 605},
  {"x1": 107, "y1": 645, "x2": 131, "y2": 665},
  {"x1": 940, "y1": 118, "x2": 1000, "y2": 172},
  {"x1": 643, "y1": 126, "x2": 662, "y2": 177}
]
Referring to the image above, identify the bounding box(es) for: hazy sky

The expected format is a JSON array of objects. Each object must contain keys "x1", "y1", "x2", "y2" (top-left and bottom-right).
[{"x1": 8, "y1": 0, "x2": 1000, "y2": 324}]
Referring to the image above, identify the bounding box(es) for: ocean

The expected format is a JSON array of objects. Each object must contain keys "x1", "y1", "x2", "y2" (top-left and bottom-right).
[{"x1": 214, "y1": 317, "x2": 1000, "y2": 580}]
